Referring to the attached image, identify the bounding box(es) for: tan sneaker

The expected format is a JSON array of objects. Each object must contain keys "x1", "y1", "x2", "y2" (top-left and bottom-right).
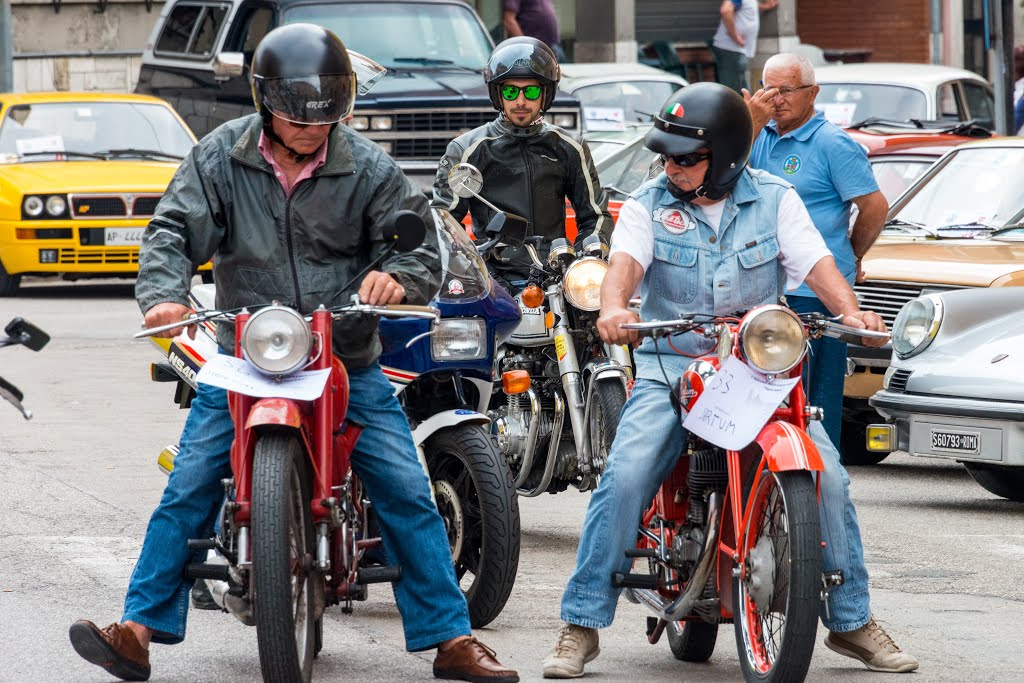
[
  {"x1": 542, "y1": 624, "x2": 600, "y2": 678},
  {"x1": 825, "y1": 617, "x2": 919, "y2": 673}
]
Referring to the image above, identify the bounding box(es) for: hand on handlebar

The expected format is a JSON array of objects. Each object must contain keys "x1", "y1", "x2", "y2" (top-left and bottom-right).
[
  {"x1": 841, "y1": 310, "x2": 888, "y2": 347},
  {"x1": 358, "y1": 271, "x2": 406, "y2": 306},
  {"x1": 143, "y1": 302, "x2": 196, "y2": 339},
  {"x1": 598, "y1": 306, "x2": 641, "y2": 346}
]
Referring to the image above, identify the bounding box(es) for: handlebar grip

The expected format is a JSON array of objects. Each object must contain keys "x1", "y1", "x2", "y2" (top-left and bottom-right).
[{"x1": 380, "y1": 304, "x2": 439, "y2": 314}]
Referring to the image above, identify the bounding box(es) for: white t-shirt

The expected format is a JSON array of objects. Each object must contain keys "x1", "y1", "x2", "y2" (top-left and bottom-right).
[
  {"x1": 712, "y1": 0, "x2": 760, "y2": 59},
  {"x1": 610, "y1": 187, "x2": 831, "y2": 292}
]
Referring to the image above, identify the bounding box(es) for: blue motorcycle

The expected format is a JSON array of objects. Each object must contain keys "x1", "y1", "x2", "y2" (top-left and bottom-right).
[{"x1": 378, "y1": 208, "x2": 522, "y2": 628}]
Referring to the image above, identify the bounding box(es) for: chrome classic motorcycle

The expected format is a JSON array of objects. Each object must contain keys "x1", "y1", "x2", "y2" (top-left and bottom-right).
[{"x1": 446, "y1": 163, "x2": 633, "y2": 497}]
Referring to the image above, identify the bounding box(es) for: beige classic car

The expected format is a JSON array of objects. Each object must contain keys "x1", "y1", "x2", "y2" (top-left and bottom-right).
[{"x1": 843, "y1": 138, "x2": 1024, "y2": 465}]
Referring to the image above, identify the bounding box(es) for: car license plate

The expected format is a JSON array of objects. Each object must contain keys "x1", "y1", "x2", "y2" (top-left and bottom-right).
[
  {"x1": 930, "y1": 429, "x2": 980, "y2": 454},
  {"x1": 104, "y1": 227, "x2": 145, "y2": 246}
]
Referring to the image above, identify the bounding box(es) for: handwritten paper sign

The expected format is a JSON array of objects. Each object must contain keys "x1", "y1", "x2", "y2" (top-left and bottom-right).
[
  {"x1": 682, "y1": 356, "x2": 800, "y2": 450},
  {"x1": 197, "y1": 354, "x2": 330, "y2": 401},
  {"x1": 15, "y1": 135, "x2": 65, "y2": 155}
]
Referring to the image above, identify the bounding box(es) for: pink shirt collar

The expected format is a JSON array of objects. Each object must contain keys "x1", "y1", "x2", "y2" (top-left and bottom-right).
[{"x1": 257, "y1": 131, "x2": 329, "y2": 196}]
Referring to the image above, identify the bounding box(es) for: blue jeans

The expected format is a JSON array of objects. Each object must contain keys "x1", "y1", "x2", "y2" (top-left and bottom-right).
[
  {"x1": 123, "y1": 363, "x2": 471, "y2": 651},
  {"x1": 787, "y1": 295, "x2": 847, "y2": 452},
  {"x1": 712, "y1": 45, "x2": 749, "y2": 94},
  {"x1": 560, "y1": 378, "x2": 871, "y2": 633}
]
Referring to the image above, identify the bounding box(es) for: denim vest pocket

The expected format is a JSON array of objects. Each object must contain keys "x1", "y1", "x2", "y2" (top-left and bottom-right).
[
  {"x1": 651, "y1": 238, "x2": 700, "y2": 305},
  {"x1": 737, "y1": 236, "x2": 781, "y2": 306}
]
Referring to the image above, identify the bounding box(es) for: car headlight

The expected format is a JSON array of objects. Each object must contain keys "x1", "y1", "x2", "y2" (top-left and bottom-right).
[
  {"x1": 739, "y1": 305, "x2": 807, "y2": 374},
  {"x1": 23, "y1": 195, "x2": 44, "y2": 217},
  {"x1": 45, "y1": 195, "x2": 67, "y2": 217},
  {"x1": 562, "y1": 257, "x2": 608, "y2": 311},
  {"x1": 891, "y1": 295, "x2": 942, "y2": 359},
  {"x1": 370, "y1": 116, "x2": 393, "y2": 130},
  {"x1": 241, "y1": 305, "x2": 312, "y2": 375},
  {"x1": 431, "y1": 318, "x2": 487, "y2": 361},
  {"x1": 349, "y1": 116, "x2": 370, "y2": 130},
  {"x1": 377, "y1": 140, "x2": 393, "y2": 155},
  {"x1": 553, "y1": 113, "x2": 576, "y2": 129}
]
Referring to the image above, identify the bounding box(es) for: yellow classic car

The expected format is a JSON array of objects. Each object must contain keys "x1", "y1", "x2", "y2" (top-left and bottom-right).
[
  {"x1": 0, "y1": 92, "x2": 200, "y2": 296},
  {"x1": 843, "y1": 137, "x2": 1024, "y2": 465}
]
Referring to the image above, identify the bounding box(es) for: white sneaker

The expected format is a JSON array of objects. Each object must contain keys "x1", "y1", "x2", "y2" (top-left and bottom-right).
[
  {"x1": 542, "y1": 624, "x2": 600, "y2": 678},
  {"x1": 825, "y1": 617, "x2": 919, "y2": 673}
]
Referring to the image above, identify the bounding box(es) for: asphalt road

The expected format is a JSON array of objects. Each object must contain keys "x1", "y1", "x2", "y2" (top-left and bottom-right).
[{"x1": 2, "y1": 279, "x2": 1023, "y2": 682}]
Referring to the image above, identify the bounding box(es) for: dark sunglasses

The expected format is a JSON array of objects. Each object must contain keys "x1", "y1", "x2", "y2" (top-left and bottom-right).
[
  {"x1": 500, "y1": 84, "x2": 544, "y2": 101},
  {"x1": 660, "y1": 151, "x2": 711, "y2": 167}
]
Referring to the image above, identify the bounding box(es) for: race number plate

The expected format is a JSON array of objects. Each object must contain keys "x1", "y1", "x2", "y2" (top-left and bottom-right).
[
  {"x1": 930, "y1": 429, "x2": 980, "y2": 454},
  {"x1": 104, "y1": 227, "x2": 145, "y2": 246}
]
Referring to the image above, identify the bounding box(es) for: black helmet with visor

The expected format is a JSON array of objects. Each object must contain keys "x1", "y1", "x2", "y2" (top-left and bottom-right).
[
  {"x1": 484, "y1": 37, "x2": 561, "y2": 112},
  {"x1": 644, "y1": 82, "x2": 753, "y2": 201}
]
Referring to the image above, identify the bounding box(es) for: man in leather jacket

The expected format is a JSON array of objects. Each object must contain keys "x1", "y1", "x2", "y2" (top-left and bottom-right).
[
  {"x1": 432, "y1": 37, "x2": 612, "y2": 287},
  {"x1": 67, "y1": 24, "x2": 518, "y2": 683}
]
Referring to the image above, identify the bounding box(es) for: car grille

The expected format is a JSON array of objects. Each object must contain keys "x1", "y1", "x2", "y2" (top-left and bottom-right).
[
  {"x1": 394, "y1": 110, "x2": 494, "y2": 132},
  {"x1": 853, "y1": 280, "x2": 964, "y2": 327},
  {"x1": 69, "y1": 194, "x2": 163, "y2": 219},
  {"x1": 887, "y1": 368, "x2": 913, "y2": 393},
  {"x1": 132, "y1": 196, "x2": 162, "y2": 216},
  {"x1": 57, "y1": 247, "x2": 139, "y2": 265},
  {"x1": 395, "y1": 138, "x2": 451, "y2": 159}
]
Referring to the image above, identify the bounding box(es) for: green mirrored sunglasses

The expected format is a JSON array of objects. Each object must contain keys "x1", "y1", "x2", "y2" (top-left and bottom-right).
[{"x1": 500, "y1": 84, "x2": 543, "y2": 101}]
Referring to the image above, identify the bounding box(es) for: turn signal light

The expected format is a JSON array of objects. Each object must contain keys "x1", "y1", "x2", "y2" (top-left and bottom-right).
[
  {"x1": 521, "y1": 284, "x2": 545, "y2": 309},
  {"x1": 502, "y1": 370, "x2": 531, "y2": 395},
  {"x1": 544, "y1": 311, "x2": 555, "y2": 329}
]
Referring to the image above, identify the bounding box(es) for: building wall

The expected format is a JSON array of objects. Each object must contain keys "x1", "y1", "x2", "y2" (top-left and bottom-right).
[{"x1": 795, "y1": 0, "x2": 931, "y2": 63}]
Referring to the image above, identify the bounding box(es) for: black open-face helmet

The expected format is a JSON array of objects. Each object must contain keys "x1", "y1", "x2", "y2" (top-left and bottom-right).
[
  {"x1": 250, "y1": 23, "x2": 357, "y2": 126},
  {"x1": 644, "y1": 82, "x2": 753, "y2": 200},
  {"x1": 484, "y1": 37, "x2": 560, "y2": 112}
]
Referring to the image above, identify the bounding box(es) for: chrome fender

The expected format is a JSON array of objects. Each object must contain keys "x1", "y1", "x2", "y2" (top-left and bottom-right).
[{"x1": 755, "y1": 421, "x2": 825, "y2": 472}]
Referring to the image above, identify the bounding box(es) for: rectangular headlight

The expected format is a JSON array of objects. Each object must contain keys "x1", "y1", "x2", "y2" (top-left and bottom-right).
[
  {"x1": 370, "y1": 116, "x2": 393, "y2": 130},
  {"x1": 431, "y1": 318, "x2": 487, "y2": 361},
  {"x1": 553, "y1": 113, "x2": 576, "y2": 129},
  {"x1": 349, "y1": 116, "x2": 370, "y2": 130}
]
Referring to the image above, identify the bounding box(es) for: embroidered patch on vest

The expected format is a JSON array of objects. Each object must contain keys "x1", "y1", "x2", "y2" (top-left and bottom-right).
[
  {"x1": 782, "y1": 155, "x2": 801, "y2": 175},
  {"x1": 654, "y1": 208, "x2": 697, "y2": 234}
]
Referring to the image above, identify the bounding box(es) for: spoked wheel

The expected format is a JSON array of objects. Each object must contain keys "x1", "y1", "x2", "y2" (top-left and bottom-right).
[
  {"x1": 252, "y1": 432, "x2": 317, "y2": 683},
  {"x1": 588, "y1": 379, "x2": 626, "y2": 474},
  {"x1": 733, "y1": 470, "x2": 820, "y2": 682},
  {"x1": 427, "y1": 425, "x2": 521, "y2": 628}
]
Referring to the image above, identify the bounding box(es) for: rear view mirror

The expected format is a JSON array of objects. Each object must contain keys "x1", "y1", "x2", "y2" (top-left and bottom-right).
[
  {"x1": 448, "y1": 163, "x2": 484, "y2": 198},
  {"x1": 4, "y1": 317, "x2": 50, "y2": 352},
  {"x1": 392, "y1": 210, "x2": 426, "y2": 253},
  {"x1": 213, "y1": 52, "x2": 245, "y2": 79},
  {"x1": 483, "y1": 212, "x2": 529, "y2": 248}
]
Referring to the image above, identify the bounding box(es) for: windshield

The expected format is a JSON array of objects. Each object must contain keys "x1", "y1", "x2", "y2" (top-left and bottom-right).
[
  {"x1": 870, "y1": 158, "x2": 935, "y2": 204},
  {"x1": 0, "y1": 102, "x2": 194, "y2": 161},
  {"x1": 434, "y1": 209, "x2": 490, "y2": 303},
  {"x1": 816, "y1": 84, "x2": 927, "y2": 127},
  {"x1": 284, "y1": 2, "x2": 492, "y2": 70},
  {"x1": 575, "y1": 81, "x2": 683, "y2": 130},
  {"x1": 891, "y1": 147, "x2": 1024, "y2": 233}
]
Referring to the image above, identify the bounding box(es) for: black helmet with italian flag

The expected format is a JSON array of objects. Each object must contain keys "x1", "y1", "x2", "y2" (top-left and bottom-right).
[{"x1": 644, "y1": 82, "x2": 753, "y2": 200}]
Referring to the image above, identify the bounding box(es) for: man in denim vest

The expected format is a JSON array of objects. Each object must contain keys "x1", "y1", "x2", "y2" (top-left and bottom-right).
[{"x1": 541, "y1": 83, "x2": 918, "y2": 678}]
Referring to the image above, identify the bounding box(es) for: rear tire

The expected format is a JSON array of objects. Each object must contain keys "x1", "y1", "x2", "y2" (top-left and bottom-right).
[
  {"x1": 252, "y1": 432, "x2": 316, "y2": 683},
  {"x1": 963, "y1": 463, "x2": 1024, "y2": 501},
  {"x1": 426, "y1": 424, "x2": 521, "y2": 628},
  {"x1": 667, "y1": 620, "x2": 718, "y2": 662},
  {"x1": 733, "y1": 470, "x2": 820, "y2": 682}
]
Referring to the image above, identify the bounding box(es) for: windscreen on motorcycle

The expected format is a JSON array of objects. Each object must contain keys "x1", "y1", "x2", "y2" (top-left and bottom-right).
[{"x1": 432, "y1": 209, "x2": 491, "y2": 303}]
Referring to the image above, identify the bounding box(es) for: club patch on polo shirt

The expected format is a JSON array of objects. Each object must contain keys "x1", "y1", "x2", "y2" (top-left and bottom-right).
[
  {"x1": 782, "y1": 155, "x2": 802, "y2": 175},
  {"x1": 654, "y1": 208, "x2": 697, "y2": 234}
]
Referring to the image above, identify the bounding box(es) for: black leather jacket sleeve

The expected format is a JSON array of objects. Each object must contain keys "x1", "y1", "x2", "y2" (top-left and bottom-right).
[{"x1": 565, "y1": 136, "x2": 613, "y2": 247}]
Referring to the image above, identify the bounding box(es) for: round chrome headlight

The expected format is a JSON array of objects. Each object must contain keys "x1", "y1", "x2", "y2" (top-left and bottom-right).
[
  {"x1": 241, "y1": 305, "x2": 312, "y2": 375},
  {"x1": 891, "y1": 296, "x2": 942, "y2": 359},
  {"x1": 45, "y1": 195, "x2": 66, "y2": 216},
  {"x1": 739, "y1": 305, "x2": 807, "y2": 374},
  {"x1": 23, "y1": 195, "x2": 44, "y2": 217},
  {"x1": 562, "y1": 257, "x2": 608, "y2": 311}
]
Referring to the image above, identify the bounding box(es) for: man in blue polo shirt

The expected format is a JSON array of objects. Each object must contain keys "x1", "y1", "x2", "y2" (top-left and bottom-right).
[{"x1": 746, "y1": 52, "x2": 888, "y2": 453}]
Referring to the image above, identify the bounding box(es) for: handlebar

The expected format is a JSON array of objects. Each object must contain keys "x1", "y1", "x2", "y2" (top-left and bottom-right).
[{"x1": 618, "y1": 312, "x2": 891, "y2": 345}]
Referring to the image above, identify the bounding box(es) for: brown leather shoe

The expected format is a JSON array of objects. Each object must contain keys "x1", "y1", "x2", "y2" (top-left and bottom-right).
[
  {"x1": 69, "y1": 620, "x2": 151, "y2": 681},
  {"x1": 433, "y1": 636, "x2": 519, "y2": 683}
]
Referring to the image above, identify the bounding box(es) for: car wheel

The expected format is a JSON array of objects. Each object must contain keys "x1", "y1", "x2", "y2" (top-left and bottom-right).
[
  {"x1": 840, "y1": 411, "x2": 889, "y2": 466},
  {"x1": 962, "y1": 463, "x2": 1024, "y2": 501},
  {"x1": 0, "y1": 261, "x2": 22, "y2": 297}
]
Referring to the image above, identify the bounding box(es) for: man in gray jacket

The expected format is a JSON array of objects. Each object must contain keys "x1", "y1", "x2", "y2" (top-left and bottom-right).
[{"x1": 68, "y1": 24, "x2": 518, "y2": 683}]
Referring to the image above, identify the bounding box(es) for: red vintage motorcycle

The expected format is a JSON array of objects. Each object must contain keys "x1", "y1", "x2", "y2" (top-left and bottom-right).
[
  {"x1": 136, "y1": 214, "x2": 441, "y2": 683},
  {"x1": 614, "y1": 305, "x2": 887, "y2": 682}
]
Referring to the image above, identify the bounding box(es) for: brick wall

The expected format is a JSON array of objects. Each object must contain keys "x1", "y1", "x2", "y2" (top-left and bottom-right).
[{"x1": 796, "y1": 0, "x2": 930, "y2": 63}]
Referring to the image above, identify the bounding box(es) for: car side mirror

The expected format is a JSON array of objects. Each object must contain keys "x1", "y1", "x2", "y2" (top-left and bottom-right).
[{"x1": 213, "y1": 52, "x2": 245, "y2": 79}]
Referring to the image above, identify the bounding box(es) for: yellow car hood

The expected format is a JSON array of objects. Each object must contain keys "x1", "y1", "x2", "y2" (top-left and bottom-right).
[
  {"x1": 1, "y1": 160, "x2": 179, "y2": 193},
  {"x1": 863, "y1": 239, "x2": 1024, "y2": 287}
]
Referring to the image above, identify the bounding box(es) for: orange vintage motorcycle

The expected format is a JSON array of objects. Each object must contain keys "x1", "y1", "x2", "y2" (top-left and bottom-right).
[{"x1": 614, "y1": 305, "x2": 887, "y2": 682}]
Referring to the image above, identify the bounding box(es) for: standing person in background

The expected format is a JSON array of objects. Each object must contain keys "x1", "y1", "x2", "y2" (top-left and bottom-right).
[
  {"x1": 712, "y1": 0, "x2": 778, "y2": 94},
  {"x1": 746, "y1": 52, "x2": 889, "y2": 454},
  {"x1": 503, "y1": 0, "x2": 567, "y2": 63}
]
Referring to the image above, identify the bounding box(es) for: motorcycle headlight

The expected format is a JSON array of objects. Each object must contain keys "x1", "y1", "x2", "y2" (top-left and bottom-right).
[
  {"x1": 431, "y1": 318, "x2": 487, "y2": 361},
  {"x1": 739, "y1": 305, "x2": 807, "y2": 374},
  {"x1": 562, "y1": 257, "x2": 608, "y2": 311},
  {"x1": 891, "y1": 296, "x2": 942, "y2": 359},
  {"x1": 241, "y1": 305, "x2": 312, "y2": 375}
]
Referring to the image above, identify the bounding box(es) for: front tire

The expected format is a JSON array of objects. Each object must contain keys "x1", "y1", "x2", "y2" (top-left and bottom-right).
[
  {"x1": 734, "y1": 470, "x2": 820, "y2": 682},
  {"x1": 963, "y1": 463, "x2": 1024, "y2": 501},
  {"x1": 589, "y1": 378, "x2": 626, "y2": 473},
  {"x1": 252, "y1": 432, "x2": 316, "y2": 683},
  {"x1": 0, "y1": 261, "x2": 21, "y2": 297},
  {"x1": 426, "y1": 425, "x2": 521, "y2": 628}
]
